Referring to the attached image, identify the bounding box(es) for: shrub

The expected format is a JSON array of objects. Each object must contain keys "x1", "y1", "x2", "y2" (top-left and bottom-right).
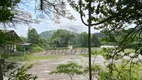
[
  {"x1": 92, "y1": 49, "x2": 106, "y2": 55},
  {"x1": 80, "y1": 49, "x2": 106, "y2": 57},
  {"x1": 30, "y1": 46, "x2": 44, "y2": 53},
  {"x1": 16, "y1": 45, "x2": 24, "y2": 51},
  {"x1": 7, "y1": 64, "x2": 38, "y2": 80}
]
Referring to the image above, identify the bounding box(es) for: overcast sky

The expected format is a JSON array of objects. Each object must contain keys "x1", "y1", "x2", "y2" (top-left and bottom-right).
[{"x1": 7, "y1": 1, "x2": 100, "y2": 37}]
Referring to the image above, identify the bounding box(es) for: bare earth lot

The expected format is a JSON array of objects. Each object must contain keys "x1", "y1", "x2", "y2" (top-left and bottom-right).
[
  {"x1": 29, "y1": 54, "x2": 105, "y2": 80},
  {"x1": 29, "y1": 49, "x2": 142, "y2": 80}
]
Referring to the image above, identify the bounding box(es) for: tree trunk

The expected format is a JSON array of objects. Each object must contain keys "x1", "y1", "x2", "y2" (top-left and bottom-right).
[
  {"x1": 0, "y1": 64, "x2": 3, "y2": 80},
  {"x1": 69, "y1": 74, "x2": 73, "y2": 80}
]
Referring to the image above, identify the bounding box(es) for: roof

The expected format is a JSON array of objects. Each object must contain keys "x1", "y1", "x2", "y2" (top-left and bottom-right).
[
  {"x1": 0, "y1": 30, "x2": 23, "y2": 44},
  {"x1": 19, "y1": 43, "x2": 32, "y2": 46}
]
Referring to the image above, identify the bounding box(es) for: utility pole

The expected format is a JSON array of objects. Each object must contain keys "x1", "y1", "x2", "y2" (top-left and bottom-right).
[{"x1": 79, "y1": 0, "x2": 92, "y2": 79}]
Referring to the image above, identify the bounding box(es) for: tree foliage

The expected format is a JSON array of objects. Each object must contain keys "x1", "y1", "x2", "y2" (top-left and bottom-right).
[
  {"x1": 51, "y1": 29, "x2": 74, "y2": 47},
  {"x1": 68, "y1": 0, "x2": 142, "y2": 80},
  {"x1": 68, "y1": 0, "x2": 142, "y2": 27},
  {"x1": 91, "y1": 33, "x2": 101, "y2": 47},
  {"x1": 68, "y1": 0, "x2": 142, "y2": 49},
  {"x1": 38, "y1": 0, "x2": 74, "y2": 23},
  {"x1": 50, "y1": 62, "x2": 83, "y2": 80},
  {"x1": 5, "y1": 64, "x2": 37, "y2": 80},
  {"x1": 39, "y1": 29, "x2": 101, "y2": 48},
  {"x1": 0, "y1": 0, "x2": 38, "y2": 28},
  {"x1": 0, "y1": 0, "x2": 20, "y2": 22},
  {"x1": 27, "y1": 28, "x2": 40, "y2": 45},
  {"x1": 78, "y1": 32, "x2": 88, "y2": 47},
  {"x1": 0, "y1": 0, "x2": 74, "y2": 28}
]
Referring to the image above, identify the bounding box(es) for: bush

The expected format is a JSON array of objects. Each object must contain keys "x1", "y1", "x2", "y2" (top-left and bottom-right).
[
  {"x1": 30, "y1": 46, "x2": 44, "y2": 53},
  {"x1": 92, "y1": 49, "x2": 106, "y2": 55},
  {"x1": 80, "y1": 49, "x2": 106, "y2": 57},
  {"x1": 16, "y1": 45, "x2": 24, "y2": 51},
  {"x1": 7, "y1": 64, "x2": 38, "y2": 80}
]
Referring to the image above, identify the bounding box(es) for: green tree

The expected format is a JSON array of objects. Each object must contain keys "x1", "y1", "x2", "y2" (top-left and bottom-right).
[
  {"x1": 50, "y1": 62, "x2": 83, "y2": 80},
  {"x1": 0, "y1": 0, "x2": 37, "y2": 28},
  {"x1": 69, "y1": 33, "x2": 80, "y2": 47},
  {"x1": 0, "y1": 0, "x2": 74, "y2": 80},
  {"x1": 7, "y1": 64, "x2": 37, "y2": 80},
  {"x1": 91, "y1": 33, "x2": 101, "y2": 47},
  {"x1": 20, "y1": 36, "x2": 27, "y2": 42},
  {"x1": 0, "y1": 0, "x2": 73, "y2": 28},
  {"x1": 27, "y1": 28, "x2": 40, "y2": 45},
  {"x1": 68, "y1": 0, "x2": 142, "y2": 51},
  {"x1": 38, "y1": 38, "x2": 52, "y2": 50},
  {"x1": 0, "y1": 0, "x2": 20, "y2": 22},
  {"x1": 67, "y1": 0, "x2": 142, "y2": 79},
  {"x1": 78, "y1": 32, "x2": 88, "y2": 47},
  {"x1": 51, "y1": 29, "x2": 74, "y2": 47}
]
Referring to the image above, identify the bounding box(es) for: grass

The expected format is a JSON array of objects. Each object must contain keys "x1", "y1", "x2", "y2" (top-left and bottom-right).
[
  {"x1": 124, "y1": 48, "x2": 135, "y2": 53},
  {"x1": 74, "y1": 47, "x2": 101, "y2": 50},
  {"x1": 6, "y1": 54, "x2": 65, "y2": 68},
  {"x1": 80, "y1": 49, "x2": 106, "y2": 57},
  {"x1": 80, "y1": 53, "x2": 89, "y2": 57},
  {"x1": 8, "y1": 54, "x2": 64, "y2": 62}
]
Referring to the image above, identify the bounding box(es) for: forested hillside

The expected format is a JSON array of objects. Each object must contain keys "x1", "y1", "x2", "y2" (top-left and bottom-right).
[
  {"x1": 39, "y1": 30, "x2": 55, "y2": 38},
  {"x1": 39, "y1": 30, "x2": 105, "y2": 39},
  {"x1": 38, "y1": 29, "x2": 102, "y2": 48}
]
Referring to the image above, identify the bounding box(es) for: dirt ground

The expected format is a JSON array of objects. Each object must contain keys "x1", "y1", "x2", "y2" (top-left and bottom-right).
[{"x1": 29, "y1": 55, "x2": 105, "y2": 80}]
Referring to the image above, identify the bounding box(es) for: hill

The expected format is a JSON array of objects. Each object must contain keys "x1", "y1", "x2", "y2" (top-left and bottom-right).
[
  {"x1": 94, "y1": 32, "x2": 105, "y2": 39},
  {"x1": 39, "y1": 30, "x2": 105, "y2": 39},
  {"x1": 39, "y1": 30, "x2": 55, "y2": 38}
]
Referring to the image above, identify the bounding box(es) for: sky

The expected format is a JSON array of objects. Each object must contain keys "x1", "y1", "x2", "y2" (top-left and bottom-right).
[{"x1": 8, "y1": 1, "x2": 100, "y2": 37}]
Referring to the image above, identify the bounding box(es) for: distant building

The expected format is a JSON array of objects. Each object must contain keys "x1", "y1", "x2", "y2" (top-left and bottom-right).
[
  {"x1": 19, "y1": 43, "x2": 32, "y2": 51},
  {"x1": 100, "y1": 45, "x2": 118, "y2": 49},
  {"x1": 68, "y1": 45, "x2": 73, "y2": 49}
]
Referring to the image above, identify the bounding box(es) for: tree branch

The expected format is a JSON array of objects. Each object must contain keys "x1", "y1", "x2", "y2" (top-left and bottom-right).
[{"x1": 79, "y1": 0, "x2": 89, "y2": 26}]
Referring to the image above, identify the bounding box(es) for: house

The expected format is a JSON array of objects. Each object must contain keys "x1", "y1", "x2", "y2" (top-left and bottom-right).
[{"x1": 0, "y1": 30, "x2": 23, "y2": 53}]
